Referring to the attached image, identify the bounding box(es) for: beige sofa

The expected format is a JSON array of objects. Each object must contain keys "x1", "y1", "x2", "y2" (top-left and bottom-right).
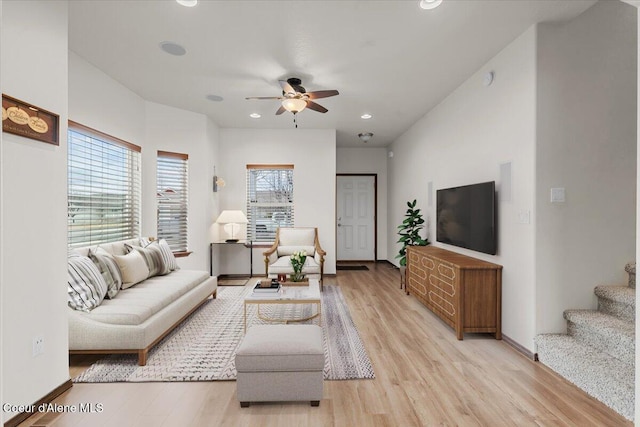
[{"x1": 68, "y1": 238, "x2": 217, "y2": 365}]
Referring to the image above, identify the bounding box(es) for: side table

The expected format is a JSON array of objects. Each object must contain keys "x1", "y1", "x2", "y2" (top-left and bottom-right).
[{"x1": 210, "y1": 240, "x2": 253, "y2": 278}]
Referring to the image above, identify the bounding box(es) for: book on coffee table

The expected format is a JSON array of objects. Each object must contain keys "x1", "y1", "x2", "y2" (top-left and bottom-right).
[{"x1": 253, "y1": 281, "x2": 281, "y2": 293}]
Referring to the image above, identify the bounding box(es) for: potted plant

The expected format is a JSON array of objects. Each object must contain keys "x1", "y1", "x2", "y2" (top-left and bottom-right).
[{"x1": 396, "y1": 199, "x2": 429, "y2": 288}]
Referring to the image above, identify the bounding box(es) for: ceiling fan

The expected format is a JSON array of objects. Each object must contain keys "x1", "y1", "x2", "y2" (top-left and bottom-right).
[{"x1": 246, "y1": 78, "x2": 339, "y2": 116}]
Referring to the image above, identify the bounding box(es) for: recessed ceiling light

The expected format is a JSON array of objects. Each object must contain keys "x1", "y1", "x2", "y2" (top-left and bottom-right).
[
  {"x1": 420, "y1": 0, "x2": 443, "y2": 10},
  {"x1": 361, "y1": 114, "x2": 372, "y2": 120},
  {"x1": 159, "y1": 41, "x2": 186, "y2": 56},
  {"x1": 249, "y1": 113, "x2": 261, "y2": 119},
  {"x1": 176, "y1": 0, "x2": 197, "y2": 7},
  {"x1": 206, "y1": 94, "x2": 224, "y2": 102}
]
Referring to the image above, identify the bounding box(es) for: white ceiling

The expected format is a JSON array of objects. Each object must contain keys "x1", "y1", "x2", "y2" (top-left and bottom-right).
[{"x1": 69, "y1": 0, "x2": 596, "y2": 147}]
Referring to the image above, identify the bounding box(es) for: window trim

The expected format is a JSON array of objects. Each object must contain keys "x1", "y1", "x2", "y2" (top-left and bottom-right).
[
  {"x1": 69, "y1": 121, "x2": 141, "y2": 152},
  {"x1": 67, "y1": 120, "x2": 141, "y2": 248}
]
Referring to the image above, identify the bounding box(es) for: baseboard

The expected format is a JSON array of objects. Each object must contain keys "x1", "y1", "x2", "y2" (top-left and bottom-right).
[
  {"x1": 4, "y1": 379, "x2": 73, "y2": 427},
  {"x1": 376, "y1": 260, "x2": 397, "y2": 267},
  {"x1": 502, "y1": 334, "x2": 535, "y2": 360}
]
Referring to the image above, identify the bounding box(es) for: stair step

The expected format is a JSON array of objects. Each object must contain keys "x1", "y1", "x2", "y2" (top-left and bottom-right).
[
  {"x1": 594, "y1": 285, "x2": 635, "y2": 322},
  {"x1": 535, "y1": 334, "x2": 634, "y2": 420},
  {"x1": 564, "y1": 309, "x2": 634, "y2": 364}
]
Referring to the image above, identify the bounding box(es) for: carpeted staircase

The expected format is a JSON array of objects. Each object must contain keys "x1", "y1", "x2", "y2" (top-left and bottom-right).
[{"x1": 535, "y1": 262, "x2": 636, "y2": 421}]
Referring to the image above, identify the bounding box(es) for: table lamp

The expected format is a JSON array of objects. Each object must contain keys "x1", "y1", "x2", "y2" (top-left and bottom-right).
[{"x1": 216, "y1": 210, "x2": 248, "y2": 242}]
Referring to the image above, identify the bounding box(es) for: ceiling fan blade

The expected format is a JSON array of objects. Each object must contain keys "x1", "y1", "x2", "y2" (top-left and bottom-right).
[
  {"x1": 275, "y1": 105, "x2": 286, "y2": 115},
  {"x1": 245, "y1": 96, "x2": 283, "y2": 100},
  {"x1": 306, "y1": 90, "x2": 339, "y2": 100},
  {"x1": 306, "y1": 101, "x2": 328, "y2": 113},
  {"x1": 279, "y1": 79, "x2": 296, "y2": 95}
]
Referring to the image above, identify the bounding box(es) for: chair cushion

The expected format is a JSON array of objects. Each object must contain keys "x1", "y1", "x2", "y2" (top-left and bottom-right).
[
  {"x1": 277, "y1": 245, "x2": 316, "y2": 257},
  {"x1": 268, "y1": 255, "x2": 320, "y2": 275},
  {"x1": 279, "y1": 228, "x2": 315, "y2": 245}
]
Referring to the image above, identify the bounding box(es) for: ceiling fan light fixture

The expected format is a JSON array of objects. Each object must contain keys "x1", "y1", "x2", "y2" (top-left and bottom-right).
[
  {"x1": 249, "y1": 113, "x2": 261, "y2": 119},
  {"x1": 176, "y1": 0, "x2": 198, "y2": 7},
  {"x1": 358, "y1": 132, "x2": 374, "y2": 143},
  {"x1": 361, "y1": 113, "x2": 372, "y2": 120},
  {"x1": 420, "y1": 0, "x2": 443, "y2": 10},
  {"x1": 282, "y1": 98, "x2": 307, "y2": 114}
]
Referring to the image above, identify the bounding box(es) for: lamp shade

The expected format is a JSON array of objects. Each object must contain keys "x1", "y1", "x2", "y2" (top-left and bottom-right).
[
  {"x1": 282, "y1": 98, "x2": 307, "y2": 113},
  {"x1": 215, "y1": 210, "x2": 248, "y2": 224},
  {"x1": 215, "y1": 210, "x2": 248, "y2": 242}
]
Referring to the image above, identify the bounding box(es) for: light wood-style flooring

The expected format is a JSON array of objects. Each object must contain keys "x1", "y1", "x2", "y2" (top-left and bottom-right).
[{"x1": 19, "y1": 263, "x2": 631, "y2": 426}]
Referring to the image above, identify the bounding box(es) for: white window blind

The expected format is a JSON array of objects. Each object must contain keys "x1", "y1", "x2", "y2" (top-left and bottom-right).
[
  {"x1": 68, "y1": 121, "x2": 141, "y2": 248},
  {"x1": 157, "y1": 151, "x2": 189, "y2": 253},
  {"x1": 246, "y1": 164, "x2": 294, "y2": 242}
]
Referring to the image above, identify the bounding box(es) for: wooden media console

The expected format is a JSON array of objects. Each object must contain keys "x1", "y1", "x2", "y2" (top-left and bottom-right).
[{"x1": 406, "y1": 246, "x2": 502, "y2": 340}]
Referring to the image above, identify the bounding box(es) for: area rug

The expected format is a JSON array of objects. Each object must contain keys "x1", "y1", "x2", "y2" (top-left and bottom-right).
[
  {"x1": 336, "y1": 265, "x2": 369, "y2": 271},
  {"x1": 217, "y1": 278, "x2": 250, "y2": 286},
  {"x1": 73, "y1": 284, "x2": 375, "y2": 382}
]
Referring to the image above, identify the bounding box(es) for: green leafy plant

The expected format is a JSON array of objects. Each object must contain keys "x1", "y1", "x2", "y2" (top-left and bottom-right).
[
  {"x1": 396, "y1": 199, "x2": 429, "y2": 266},
  {"x1": 289, "y1": 250, "x2": 307, "y2": 282}
]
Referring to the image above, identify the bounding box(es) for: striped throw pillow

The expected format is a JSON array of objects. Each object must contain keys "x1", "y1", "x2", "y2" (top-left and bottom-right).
[
  {"x1": 157, "y1": 239, "x2": 179, "y2": 271},
  {"x1": 140, "y1": 238, "x2": 179, "y2": 271},
  {"x1": 89, "y1": 248, "x2": 123, "y2": 299},
  {"x1": 126, "y1": 243, "x2": 168, "y2": 277},
  {"x1": 67, "y1": 255, "x2": 108, "y2": 312}
]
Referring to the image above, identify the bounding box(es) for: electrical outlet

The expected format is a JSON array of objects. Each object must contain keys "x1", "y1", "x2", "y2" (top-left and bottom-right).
[
  {"x1": 517, "y1": 210, "x2": 531, "y2": 224},
  {"x1": 33, "y1": 336, "x2": 44, "y2": 357}
]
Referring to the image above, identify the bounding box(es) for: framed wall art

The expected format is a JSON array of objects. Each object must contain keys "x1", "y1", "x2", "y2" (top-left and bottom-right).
[{"x1": 2, "y1": 94, "x2": 59, "y2": 146}]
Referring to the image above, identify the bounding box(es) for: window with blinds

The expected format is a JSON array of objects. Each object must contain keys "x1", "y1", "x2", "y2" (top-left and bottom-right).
[
  {"x1": 246, "y1": 164, "x2": 294, "y2": 242},
  {"x1": 68, "y1": 121, "x2": 141, "y2": 248},
  {"x1": 157, "y1": 151, "x2": 189, "y2": 253}
]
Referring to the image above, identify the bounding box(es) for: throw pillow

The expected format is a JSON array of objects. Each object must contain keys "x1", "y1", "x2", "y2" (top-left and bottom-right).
[
  {"x1": 67, "y1": 255, "x2": 108, "y2": 312},
  {"x1": 112, "y1": 250, "x2": 150, "y2": 289},
  {"x1": 88, "y1": 249, "x2": 123, "y2": 299},
  {"x1": 140, "y1": 237, "x2": 179, "y2": 271},
  {"x1": 125, "y1": 243, "x2": 168, "y2": 277}
]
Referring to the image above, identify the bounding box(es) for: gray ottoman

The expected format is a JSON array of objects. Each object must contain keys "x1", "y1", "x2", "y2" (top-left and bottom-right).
[{"x1": 235, "y1": 324, "x2": 324, "y2": 407}]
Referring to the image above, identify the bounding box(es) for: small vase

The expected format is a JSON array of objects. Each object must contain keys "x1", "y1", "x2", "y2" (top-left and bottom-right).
[{"x1": 291, "y1": 271, "x2": 305, "y2": 282}]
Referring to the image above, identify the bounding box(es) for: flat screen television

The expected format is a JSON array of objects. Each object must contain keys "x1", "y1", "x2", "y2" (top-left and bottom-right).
[{"x1": 436, "y1": 181, "x2": 496, "y2": 255}]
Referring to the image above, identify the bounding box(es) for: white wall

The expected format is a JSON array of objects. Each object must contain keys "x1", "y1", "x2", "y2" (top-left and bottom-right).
[
  {"x1": 388, "y1": 27, "x2": 537, "y2": 350},
  {"x1": 536, "y1": 0, "x2": 637, "y2": 334},
  {"x1": 69, "y1": 54, "x2": 220, "y2": 273},
  {"x1": 1, "y1": 1, "x2": 69, "y2": 422},
  {"x1": 68, "y1": 51, "x2": 145, "y2": 144},
  {"x1": 218, "y1": 129, "x2": 336, "y2": 276},
  {"x1": 336, "y1": 147, "x2": 388, "y2": 260},
  {"x1": 143, "y1": 101, "x2": 219, "y2": 271}
]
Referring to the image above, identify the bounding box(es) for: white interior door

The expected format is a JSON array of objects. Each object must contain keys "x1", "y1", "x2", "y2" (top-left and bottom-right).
[{"x1": 336, "y1": 175, "x2": 375, "y2": 261}]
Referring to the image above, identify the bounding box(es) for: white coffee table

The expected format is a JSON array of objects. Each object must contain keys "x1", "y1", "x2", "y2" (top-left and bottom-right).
[{"x1": 244, "y1": 279, "x2": 322, "y2": 332}]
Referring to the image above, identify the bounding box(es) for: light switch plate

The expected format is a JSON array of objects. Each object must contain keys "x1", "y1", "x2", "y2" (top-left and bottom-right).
[
  {"x1": 518, "y1": 210, "x2": 531, "y2": 224},
  {"x1": 550, "y1": 187, "x2": 565, "y2": 203}
]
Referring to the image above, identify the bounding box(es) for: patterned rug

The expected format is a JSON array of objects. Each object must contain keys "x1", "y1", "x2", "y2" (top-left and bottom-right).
[{"x1": 73, "y1": 284, "x2": 375, "y2": 382}]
